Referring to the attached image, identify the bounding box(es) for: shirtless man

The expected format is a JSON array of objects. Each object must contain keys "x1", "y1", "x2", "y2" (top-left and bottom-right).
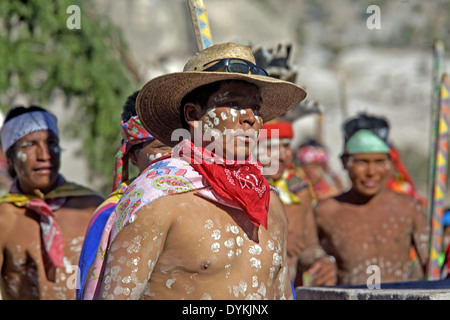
[
  {"x1": 85, "y1": 42, "x2": 307, "y2": 300},
  {"x1": 258, "y1": 121, "x2": 336, "y2": 287},
  {"x1": 0, "y1": 106, "x2": 104, "y2": 299},
  {"x1": 315, "y1": 125, "x2": 429, "y2": 286}
]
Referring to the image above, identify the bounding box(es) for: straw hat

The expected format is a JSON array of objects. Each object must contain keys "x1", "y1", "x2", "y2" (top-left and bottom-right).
[{"x1": 136, "y1": 42, "x2": 307, "y2": 147}]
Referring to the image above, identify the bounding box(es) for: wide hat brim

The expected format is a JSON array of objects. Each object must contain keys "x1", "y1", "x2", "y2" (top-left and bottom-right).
[{"x1": 136, "y1": 71, "x2": 307, "y2": 147}]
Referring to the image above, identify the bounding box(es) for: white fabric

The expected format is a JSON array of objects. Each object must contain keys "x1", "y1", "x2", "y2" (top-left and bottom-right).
[{"x1": 1, "y1": 111, "x2": 59, "y2": 153}]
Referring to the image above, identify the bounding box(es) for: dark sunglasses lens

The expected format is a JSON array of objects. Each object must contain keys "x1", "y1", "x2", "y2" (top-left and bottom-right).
[
  {"x1": 251, "y1": 66, "x2": 268, "y2": 76},
  {"x1": 229, "y1": 63, "x2": 250, "y2": 74}
]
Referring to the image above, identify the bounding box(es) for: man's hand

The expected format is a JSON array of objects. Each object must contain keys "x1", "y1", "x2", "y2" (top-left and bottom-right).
[{"x1": 303, "y1": 256, "x2": 337, "y2": 286}]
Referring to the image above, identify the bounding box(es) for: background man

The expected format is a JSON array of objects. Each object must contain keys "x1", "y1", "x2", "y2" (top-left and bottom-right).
[
  {"x1": 0, "y1": 106, "x2": 104, "y2": 299},
  {"x1": 315, "y1": 116, "x2": 429, "y2": 285},
  {"x1": 257, "y1": 121, "x2": 337, "y2": 287}
]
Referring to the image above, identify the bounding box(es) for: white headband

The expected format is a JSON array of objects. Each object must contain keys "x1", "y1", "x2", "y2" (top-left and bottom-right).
[{"x1": 1, "y1": 111, "x2": 59, "y2": 153}]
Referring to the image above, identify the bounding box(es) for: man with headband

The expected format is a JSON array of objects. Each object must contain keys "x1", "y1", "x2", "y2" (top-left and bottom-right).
[
  {"x1": 77, "y1": 91, "x2": 171, "y2": 300},
  {"x1": 296, "y1": 138, "x2": 344, "y2": 202},
  {"x1": 314, "y1": 115, "x2": 429, "y2": 285},
  {"x1": 0, "y1": 105, "x2": 104, "y2": 299},
  {"x1": 258, "y1": 121, "x2": 337, "y2": 288}
]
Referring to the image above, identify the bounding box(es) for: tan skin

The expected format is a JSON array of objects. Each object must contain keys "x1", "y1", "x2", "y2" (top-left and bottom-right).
[
  {"x1": 301, "y1": 162, "x2": 343, "y2": 201},
  {"x1": 98, "y1": 81, "x2": 293, "y2": 300},
  {"x1": 315, "y1": 152, "x2": 429, "y2": 285},
  {"x1": 129, "y1": 138, "x2": 172, "y2": 173},
  {"x1": 261, "y1": 138, "x2": 337, "y2": 286},
  {"x1": 0, "y1": 130, "x2": 104, "y2": 299}
]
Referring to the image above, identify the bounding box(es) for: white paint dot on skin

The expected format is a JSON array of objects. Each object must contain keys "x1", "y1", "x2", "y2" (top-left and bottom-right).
[
  {"x1": 249, "y1": 244, "x2": 262, "y2": 255},
  {"x1": 220, "y1": 112, "x2": 228, "y2": 121},
  {"x1": 210, "y1": 130, "x2": 221, "y2": 140},
  {"x1": 224, "y1": 238, "x2": 235, "y2": 248},
  {"x1": 205, "y1": 219, "x2": 213, "y2": 229},
  {"x1": 205, "y1": 117, "x2": 214, "y2": 128},
  {"x1": 230, "y1": 109, "x2": 238, "y2": 121},
  {"x1": 166, "y1": 278, "x2": 176, "y2": 289},
  {"x1": 250, "y1": 257, "x2": 261, "y2": 270},
  {"x1": 211, "y1": 242, "x2": 220, "y2": 253},
  {"x1": 211, "y1": 229, "x2": 221, "y2": 240},
  {"x1": 252, "y1": 276, "x2": 258, "y2": 288},
  {"x1": 129, "y1": 213, "x2": 137, "y2": 223},
  {"x1": 184, "y1": 284, "x2": 195, "y2": 295},
  {"x1": 239, "y1": 280, "x2": 248, "y2": 295},
  {"x1": 266, "y1": 240, "x2": 275, "y2": 251},
  {"x1": 201, "y1": 293, "x2": 212, "y2": 300},
  {"x1": 236, "y1": 236, "x2": 244, "y2": 247},
  {"x1": 207, "y1": 108, "x2": 217, "y2": 118}
]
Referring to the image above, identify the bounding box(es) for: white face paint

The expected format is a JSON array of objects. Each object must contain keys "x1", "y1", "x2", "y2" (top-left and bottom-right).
[
  {"x1": 220, "y1": 112, "x2": 228, "y2": 121},
  {"x1": 16, "y1": 151, "x2": 27, "y2": 162},
  {"x1": 229, "y1": 109, "x2": 238, "y2": 122}
]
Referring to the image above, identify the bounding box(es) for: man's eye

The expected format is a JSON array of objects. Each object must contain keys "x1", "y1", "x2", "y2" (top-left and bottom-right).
[
  {"x1": 252, "y1": 106, "x2": 261, "y2": 116},
  {"x1": 48, "y1": 140, "x2": 59, "y2": 147},
  {"x1": 17, "y1": 142, "x2": 33, "y2": 148}
]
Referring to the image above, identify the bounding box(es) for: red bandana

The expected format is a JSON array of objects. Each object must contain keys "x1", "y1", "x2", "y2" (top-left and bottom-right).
[{"x1": 174, "y1": 140, "x2": 270, "y2": 228}]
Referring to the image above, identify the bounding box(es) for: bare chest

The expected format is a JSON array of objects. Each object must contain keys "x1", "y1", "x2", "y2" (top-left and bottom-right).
[{"x1": 145, "y1": 196, "x2": 287, "y2": 299}]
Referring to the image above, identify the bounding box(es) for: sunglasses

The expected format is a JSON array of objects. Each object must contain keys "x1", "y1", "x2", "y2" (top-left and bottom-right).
[{"x1": 202, "y1": 58, "x2": 268, "y2": 76}]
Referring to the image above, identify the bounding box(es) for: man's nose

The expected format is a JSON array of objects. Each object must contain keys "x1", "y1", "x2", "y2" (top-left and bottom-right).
[
  {"x1": 36, "y1": 143, "x2": 51, "y2": 160},
  {"x1": 239, "y1": 108, "x2": 257, "y2": 127}
]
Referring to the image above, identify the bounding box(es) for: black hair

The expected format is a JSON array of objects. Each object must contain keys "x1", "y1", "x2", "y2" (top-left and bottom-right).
[
  {"x1": 4, "y1": 105, "x2": 48, "y2": 125},
  {"x1": 120, "y1": 90, "x2": 147, "y2": 153},
  {"x1": 121, "y1": 90, "x2": 140, "y2": 122},
  {"x1": 342, "y1": 112, "x2": 390, "y2": 144},
  {"x1": 299, "y1": 138, "x2": 325, "y2": 149}
]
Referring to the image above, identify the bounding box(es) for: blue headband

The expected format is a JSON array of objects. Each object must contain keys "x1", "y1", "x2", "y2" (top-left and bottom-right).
[{"x1": 1, "y1": 111, "x2": 59, "y2": 153}]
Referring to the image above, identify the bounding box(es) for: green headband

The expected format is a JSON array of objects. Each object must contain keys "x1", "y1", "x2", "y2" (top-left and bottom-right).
[{"x1": 345, "y1": 129, "x2": 390, "y2": 154}]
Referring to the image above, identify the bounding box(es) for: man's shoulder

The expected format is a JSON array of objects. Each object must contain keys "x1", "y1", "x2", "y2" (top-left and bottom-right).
[
  {"x1": 383, "y1": 189, "x2": 425, "y2": 212},
  {"x1": 0, "y1": 202, "x2": 20, "y2": 231},
  {"x1": 315, "y1": 196, "x2": 341, "y2": 217}
]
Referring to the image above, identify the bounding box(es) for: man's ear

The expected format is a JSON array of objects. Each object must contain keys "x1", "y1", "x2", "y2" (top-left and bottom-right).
[{"x1": 184, "y1": 103, "x2": 202, "y2": 128}]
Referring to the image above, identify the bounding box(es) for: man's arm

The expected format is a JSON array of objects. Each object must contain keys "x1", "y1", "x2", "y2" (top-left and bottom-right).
[
  {"x1": 0, "y1": 205, "x2": 16, "y2": 299},
  {"x1": 410, "y1": 199, "x2": 430, "y2": 273},
  {"x1": 98, "y1": 198, "x2": 173, "y2": 300},
  {"x1": 299, "y1": 197, "x2": 337, "y2": 286},
  {"x1": 269, "y1": 193, "x2": 294, "y2": 299}
]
